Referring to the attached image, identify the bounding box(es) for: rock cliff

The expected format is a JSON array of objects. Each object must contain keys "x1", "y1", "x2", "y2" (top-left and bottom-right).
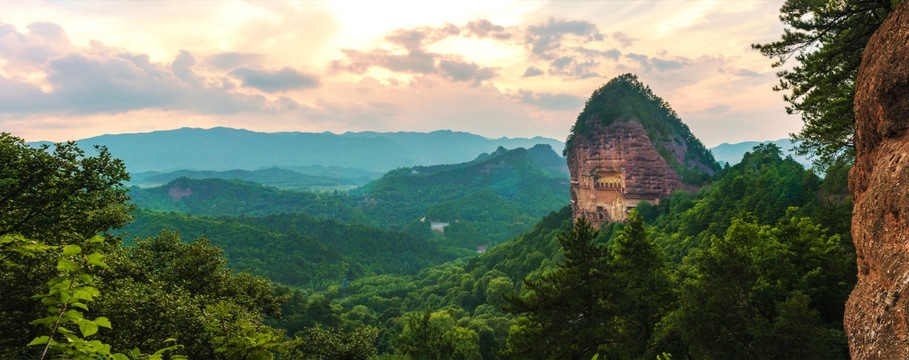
[
  {"x1": 846, "y1": 1, "x2": 909, "y2": 358},
  {"x1": 566, "y1": 74, "x2": 718, "y2": 225}
]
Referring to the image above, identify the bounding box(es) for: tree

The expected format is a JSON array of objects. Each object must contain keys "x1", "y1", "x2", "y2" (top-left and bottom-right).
[
  {"x1": 290, "y1": 325, "x2": 378, "y2": 360},
  {"x1": 503, "y1": 217, "x2": 609, "y2": 359},
  {"x1": 0, "y1": 133, "x2": 132, "y2": 357},
  {"x1": 753, "y1": 0, "x2": 895, "y2": 171},
  {"x1": 395, "y1": 307, "x2": 480, "y2": 360},
  {"x1": 0, "y1": 133, "x2": 133, "y2": 243},
  {"x1": 608, "y1": 211, "x2": 673, "y2": 358}
]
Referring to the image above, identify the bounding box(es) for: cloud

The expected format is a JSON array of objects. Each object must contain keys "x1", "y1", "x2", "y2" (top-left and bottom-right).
[
  {"x1": 465, "y1": 19, "x2": 510, "y2": 40},
  {"x1": 386, "y1": 28, "x2": 428, "y2": 51},
  {"x1": 204, "y1": 52, "x2": 264, "y2": 70},
  {"x1": 171, "y1": 50, "x2": 198, "y2": 84},
  {"x1": 334, "y1": 49, "x2": 438, "y2": 74},
  {"x1": 525, "y1": 18, "x2": 603, "y2": 59},
  {"x1": 732, "y1": 68, "x2": 761, "y2": 77},
  {"x1": 625, "y1": 53, "x2": 688, "y2": 72},
  {"x1": 517, "y1": 90, "x2": 585, "y2": 110},
  {"x1": 229, "y1": 67, "x2": 319, "y2": 93},
  {"x1": 548, "y1": 56, "x2": 600, "y2": 79},
  {"x1": 385, "y1": 23, "x2": 461, "y2": 51},
  {"x1": 0, "y1": 21, "x2": 73, "y2": 72},
  {"x1": 575, "y1": 47, "x2": 621, "y2": 60},
  {"x1": 523, "y1": 66, "x2": 544, "y2": 77},
  {"x1": 439, "y1": 59, "x2": 496, "y2": 84},
  {"x1": 625, "y1": 53, "x2": 653, "y2": 72},
  {"x1": 651, "y1": 57, "x2": 687, "y2": 71},
  {"x1": 0, "y1": 22, "x2": 300, "y2": 116},
  {"x1": 612, "y1": 31, "x2": 635, "y2": 47},
  {"x1": 703, "y1": 104, "x2": 730, "y2": 114}
]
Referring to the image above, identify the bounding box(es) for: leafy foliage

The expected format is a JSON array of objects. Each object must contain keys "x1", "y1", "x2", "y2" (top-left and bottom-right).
[
  {"x1": 276, "y1": 145, "x2": 854, "y2": 359},
  {"x1": 753, "y1": 0, "x2": 895, "y2": 170},
  {"x1": 0, "y1": 133, "x2": 133, "y2": 244},
  {"x1": 118, "y1": 210, "x2": 458, "y2": 289},
  {"x1": 0, "y1": 135, "x2": 311, "y2": 359},
  {"x1": 129, "y1": 177, "x2": 371, "y2": 224}
]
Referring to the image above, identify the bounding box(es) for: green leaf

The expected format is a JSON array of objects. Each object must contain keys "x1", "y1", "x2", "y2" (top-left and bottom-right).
[
  {"x1": 94, "y1": 317, "x2": 112, "y2": 329},
  {"x1": 84, "y1": 286, "x2": 100, "y2": 297},
  {"x1": 41, "y1": 297, "x2": 60, "y2": 306},
  {"x1": 71, "y1": 302, "x2": 89, "y2": 311},
  {"x1": 63, "y1": 309, "x2": 83, "y2": 321},
  {"x1": 30, "y1": 316, "x2": 57, "y2": 326},
  {"x1": 111, "y1": 354, "x2": 130, "y2": 360},
  {"x1": 79, "y1": 321, "x2": 99, "y2": 337},
  {"x1": 89, "y1": 235, "x2": 105, "y2": 243},
  {"x1": 27, "y1": 336, "x2": 49, "y2": 346},
  {"x1": 73, "y1": 288, "x2": 94, "y2": 301},
  {"x1": 63, "y1": 332, "x2": 80, "y2": 343},
  {"x1": 57, "y1": 259, "x2": 82, "y2": 272},
  {"x1": 62, "y1": 244, "x2": 81, "y2": 255},
  {"x1": 86, "y1": 252, "x2": 108, "y2": 268},
  {"x1": 77, "y1": 273, "x2": 95, "y2": 285}
]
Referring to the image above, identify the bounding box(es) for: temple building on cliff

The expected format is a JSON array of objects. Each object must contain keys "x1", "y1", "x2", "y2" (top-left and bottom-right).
[
  {"x1": 567, "y1": 119, "x2": 681, "y2": 226},
  {"x1": 566, "y1": 74, "x2": 720, "y2": 227}
]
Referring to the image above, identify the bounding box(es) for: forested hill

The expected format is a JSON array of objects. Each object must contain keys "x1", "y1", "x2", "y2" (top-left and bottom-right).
[
  {"x1": 709, "y1": 138, "x2": 811, "y2": 167},
  {"x1": 355, "y1": 144, "x2": 569, "y2": 248},
  {"x1": 29, "y1": 127, "x2": 564, "y2": 173},
  {"x1": 128, "y1": 177, "x2": 373, "y2": 224},
  {"x1": 118, "y1": 209, "x2": 459, "y2": 289},
  {"x1": 300, "y1": 143, "x2": 854, "y2": 358},
  {"x1": 127, "y1": 144, "x2": 569, "y2": 249},
  {"x1": 566, "y1": 73, "x2": 721, "y2": 182},
  {"x1": 128, "y1": 167, "x2": 370, "y2": 191}
]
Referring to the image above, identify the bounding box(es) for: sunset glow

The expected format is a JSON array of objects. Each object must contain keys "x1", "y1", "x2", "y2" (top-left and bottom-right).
[{"x1": 1, "y1": 0, "x2": 793, "y2": 146}]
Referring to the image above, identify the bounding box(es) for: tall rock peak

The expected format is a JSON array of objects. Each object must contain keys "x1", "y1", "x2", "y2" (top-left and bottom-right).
[
  {"x1": 566, "y1": 74, "x2": 719, "y2": 225},
  {"x1": 845, "y1": 1, "x2": 909, "y2": 358}
]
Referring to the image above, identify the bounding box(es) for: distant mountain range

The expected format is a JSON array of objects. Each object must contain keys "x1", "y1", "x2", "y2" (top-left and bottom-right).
[
  {"x1": 129, "y1": 166, "x2": 377, "y2": 191},
  {"x1": 28, "y1": 127, "x2": 812, "y2": 175},
  {"x1": 709, "y1": 139, "x2": 812, "y2": 168},
  {"x1": 28, "y1": 127, "x2": 565, "y2": 174}
]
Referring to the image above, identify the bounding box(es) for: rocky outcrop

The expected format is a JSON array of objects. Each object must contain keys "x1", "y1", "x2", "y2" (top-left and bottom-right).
[
  {"x1": 568, "y1": 119, "x2": 680, "y2": 226},
  {"x1": 846, "y1": 1, "x2": 909, "y2": 358}
]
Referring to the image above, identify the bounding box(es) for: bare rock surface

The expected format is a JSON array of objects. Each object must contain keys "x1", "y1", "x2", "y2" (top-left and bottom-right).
[
  {"x1": 568, "y1": 119, "x2": 680, "y2": 226},
  {"x1": 846, "y1": 1, "x2": 909, "y2": 358}
]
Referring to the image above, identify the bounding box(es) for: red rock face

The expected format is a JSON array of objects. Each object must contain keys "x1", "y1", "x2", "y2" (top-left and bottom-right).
[
  {"x1": 846, "y1": 2, "x2": 909, "y2": 358},
  {"x1": 568, "y1": 119, "x2": 680, "y2": 226}
]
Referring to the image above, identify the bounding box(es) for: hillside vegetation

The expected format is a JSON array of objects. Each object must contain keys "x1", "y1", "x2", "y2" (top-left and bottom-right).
[
  {"x1": 129, "y1": 167, "x2": 366, "y2": 191},
  {"x1": 119, "y1": 210, "x2": 459, "y2": 289},
  {"x1": 130, "y1": 144, "x2": 570, "y2": 250},
  {"x1": 566, "y1": 74, "x2": 721, "y2": 184},
  {"x1": 283, "y1": 143, "x2": 853, "y2": 359}
]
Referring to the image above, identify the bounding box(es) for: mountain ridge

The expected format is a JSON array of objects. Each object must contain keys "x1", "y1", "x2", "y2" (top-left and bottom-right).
[{"x1": 26, "y1": 127, "x2": 565, "y2": 174}]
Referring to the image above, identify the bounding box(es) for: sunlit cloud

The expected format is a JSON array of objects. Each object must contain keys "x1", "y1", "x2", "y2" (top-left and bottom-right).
[{"x1": 0, "y1": 0, "x2": 794, "y2": 148}]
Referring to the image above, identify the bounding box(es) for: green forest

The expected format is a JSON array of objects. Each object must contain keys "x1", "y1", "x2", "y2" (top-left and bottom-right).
[{"x1": 0, "y1": 128, "x2": 855, "y2": 359}]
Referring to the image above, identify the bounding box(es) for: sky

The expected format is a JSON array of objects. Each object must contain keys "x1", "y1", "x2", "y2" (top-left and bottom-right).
[{"x1": 0, "y1": 0, "x2": 796, "y2": 147}]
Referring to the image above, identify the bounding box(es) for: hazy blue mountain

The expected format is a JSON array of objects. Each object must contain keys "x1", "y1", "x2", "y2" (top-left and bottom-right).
[
  {"x1": 709, "y1": 139, "x2": 812, "y2": 168},
  {"x1": 27, "y1": 127, "x2": 564, "y2": 173},
  {"x1": 129, "y1": 167, "x2": 363, "y2": 191}
]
